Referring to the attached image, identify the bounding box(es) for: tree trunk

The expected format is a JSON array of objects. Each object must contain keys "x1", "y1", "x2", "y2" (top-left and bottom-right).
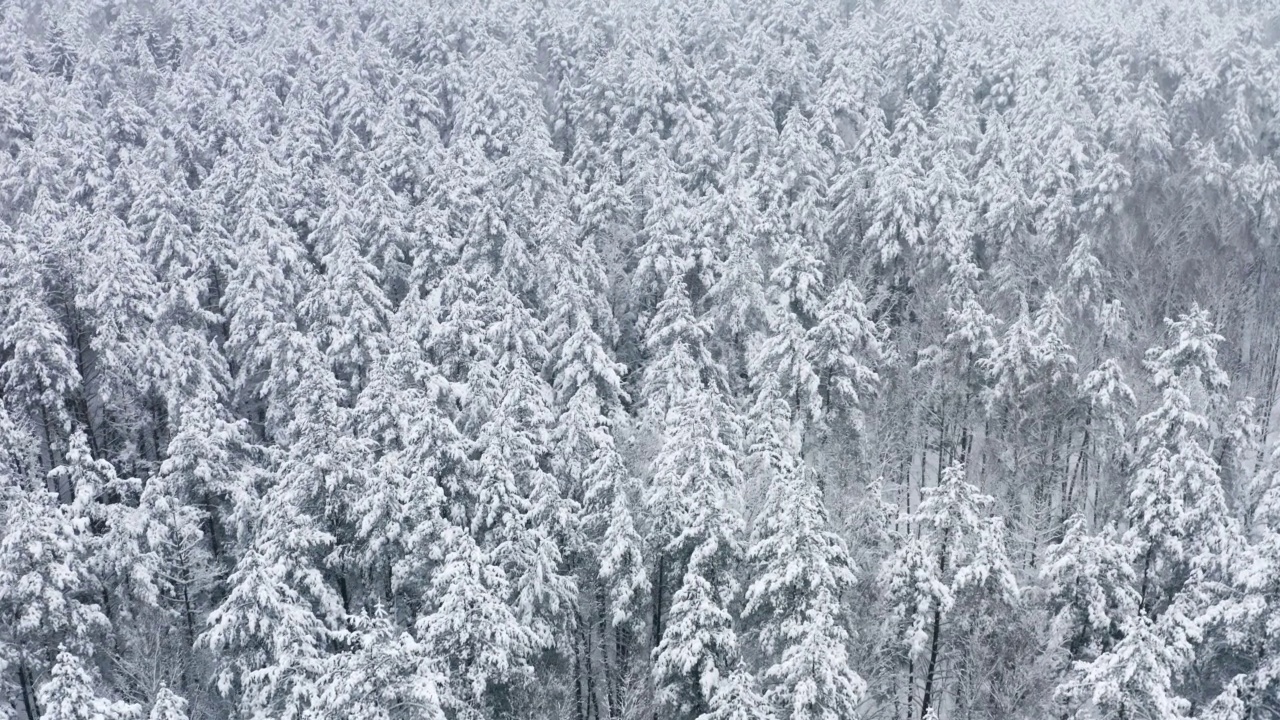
[
  {"x1": 920, "y1": 529, "x2": 951, "y2": 720},
  {"x1": 1064, "y1": 407, "x2": 1093, "y2": 527},
  {"x1": 583, "y1": 608, "x2": 598, "y2": 720},
  {"x1": 615, "y1": 626, "x2": 630, "y2": 719},
  {"x1": 18, "y1": 656, "x2": 38, "y2": 720},
  {"x1": 67, "y1": 309, "x2": 101, "y2": 456},
  {"x1": 204, "y1": 491, "x2": 222, "y2": 561},
  {"x1": 906, "y1": 655, "x2": 915, "y2": 720},
  {"x1": 595, "y1": 582, "x2": 612, "y2": 720},
  {"x1": 651, "y1": 555, "x2": 665, "y2": 649},
  {"x1": 935, "y1": 409, "x2": 947, "y2": 488},
  {"x1": 574, "y1": 620, "x2": 586, "y2": 720},
  {"x1": 919, "y1": 607, "x2": 944, "y2": 720},
  {"x1": 38, "y1": 405, "x2": 64, "y2": 498},
  {"x1": 1138, "y1": 545, "x2": 1155, "y2": 615},
  {"x1": 181, "y1": 574, "x2": 197, "y2": 650}
]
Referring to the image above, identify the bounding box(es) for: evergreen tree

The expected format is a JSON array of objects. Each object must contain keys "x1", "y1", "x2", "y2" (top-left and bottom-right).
[
  {"x1": 0, "y1": 480, "x2": 107, "y2": 676},
  {"x1": 301, "y1": 170, "x2": 391, "y2": 397},
  {"x1": 417, "y1": 524, "x2": 539, "y2": 716},
  {"x1": 310, "y1": 610, "x2": 447, "y2": 720},
  {"x1": 744, "y1": 390, "x2": 865, "y2": 720},
  {"x1": 806, "y1": 279, "x2": 883, "y2": 430},
  {"x1": 37, "y1": 648, "x2": 141, "y2": 720},
  {"x1": 881, "y1": 463, "x2": 1018, "y2": 720},
  {"x1": 1042, "y1": 516, "x2": 1139, "y2": 666},
  {"x1": 147, "y1": 687, "x2": 190, "y2": 720},
  {"x1": 1125, "y1": 306, "x2": 1233, "y2": 615},
  {"x1": 651, "y1": 378, "x2": 747, "y2": 720},
  {"x1": 1058, "y1": 613, "x2": 1191, "y2": 720}
]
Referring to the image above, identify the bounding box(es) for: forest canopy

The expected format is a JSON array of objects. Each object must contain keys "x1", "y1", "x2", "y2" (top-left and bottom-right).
[{"x1": 1, "y1": 0, "x2": 1280, "y2": 719}]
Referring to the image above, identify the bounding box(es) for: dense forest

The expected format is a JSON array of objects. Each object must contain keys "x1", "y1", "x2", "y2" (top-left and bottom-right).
[{"x1": 2, "y1": 0, "x2": 1280, "y2": 718}]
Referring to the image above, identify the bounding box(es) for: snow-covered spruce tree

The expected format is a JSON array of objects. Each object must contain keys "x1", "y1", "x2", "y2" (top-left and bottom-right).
[
  {"x1": 1057, "y1": 612, "x2": 1192, "y2": 720},
  {"x1": 459, "y1": 286, "x2": 577, "y2": 651},
  {"x1": 147, "y1": 686, "x2": 190, "y2": 720},
  {"x1": 1061, "y1": 307, "x2": 1239, "y2": 719},
  {"x1": 220, "y1": 146, "x2": 312, "y2": 434},
  {"x1": 349, "y1": 297, "x2": 462, "y2": 607},
  {"x1": 1042, "y1": 515, "x2": 1140, "y2": 668},
  {"x1": 544, "y1": 230, "x2": 649, "y2": 717},
  {"x1": 744, "y1": 381, "x2": 865, "y2": 720},
  {"x1": 1195, "y1": 439, "x2": 1280, "y2": 720},
  {"x1": 417, "y1": 523, "x2": 538, "y2": 717},
  {"x1": 1124, "y1": 306, "x2": 1234, "y2": 616},
  {"x1": 0, "y1": 224, "x2": 81, "y2": 464},
  {"x1": 310, "y1": 608, "x2": 448, "y2": 720},
  {"x1": 0, "y1": 412, "x2": 107, "y2": 719},
  {"x1": 37, "y1": 648, "x2": 140, "y2": 720},
  {"x1": 139, "y1": 439, "x2": 222, "y2": 691},
  {"x1": 650, "y1": 371, "x2": 753, "y2": 720},
  {"x1": 300, "y1": 169, "x2": 391, "y2": 400},
  {"x1": 805, "y1": 278, "x2": 883, "y2": 432},
  {"x1": 880, "y1": 463, "x2": 1018, "y2": 720},
  {"x1": 200, "y1": 349, "x2": 351, "y2": 717}
]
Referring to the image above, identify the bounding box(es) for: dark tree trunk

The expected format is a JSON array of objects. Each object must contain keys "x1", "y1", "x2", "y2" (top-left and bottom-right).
[
  {"x1": 583, "y1": 609, "x2": 598, "y2": 720},
  {"x1": 920, "y1": 529, "x2": 951, "y2": 720},
  {"x1": 204, "y1": 491, "x2": 222, "y2": 560},
  {"x1": 651, "y1": 555, "x2": 665, "y2": 649},
  {"x1": 595, "y1": 582, "x2": 613, "y2": 719},
  {"x1": 574, "y1": 619, "x2": 586, "y2": 720},
  {"x1": 614, "y1": 626, "x2": 629, "y2": 719},
  {"x1": 18, "y1": 657, "x2": 38, "y2": 720},
  {"x1": 919, "y1": 607, "x2": 944, "y2": 720},
  {"x1": 906, "y1": 655, "x2": 915, "y2": 720}
]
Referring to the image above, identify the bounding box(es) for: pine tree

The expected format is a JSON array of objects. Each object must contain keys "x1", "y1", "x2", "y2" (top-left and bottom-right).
[
  {"x1": 698, "y1": 669, "x2": 775, "y2": 720},
  {"x1": 1125, "y1": 306, "x2": 1233, "y2": 615},
  {"x1": 50, "y1": 433, "x2": 161, "y2": 649},
  {"x1": 310, "y1": 610, "x2": 447, "y2": 720},
  {"x1": 866, "y1": 99, "x2": 928, "y2": 269},
  {"x1": 1058, "y1": 613, "x2": 1191, "y2": 720},
  {"x1": 301, "y1": 170, "x2": 391, "y2": 397},
  {"x1": 350, "y1": 299, "x2": 462, "y2": 602},
  {"x1": 0, "y1": 226, "x2": 81, "y2": 446},
  {"x1": 201, "y1": 434, "x2": 343, "y2": 718},
  {"x1": 651, "y1": 378, "x2": 747, "y2": 720},
  {"x1": 1042, "y1": 516, "x2": 1139, "y2": 674},
  {"x1": 356, "y1": 138, "x2": 413, "y2": 298},
  {"x1": 981, "y1": 291, "x2": 1077, "y2": 411},
  {"x1": 632, "y1": 147, "x2": 695, "y2": 310},
  {"x1": 76, "y1": 205, "x2": 163, "y2": 430},
  {"x1": 1193, "y1": 441, "x2": 1280, "y2": 720},
  {"x1": 221, "y1": 146, "x2": 311, "y2": 429},
  {"x1": 749, "y1": 300, "x2": 820, "y2": 423},
  {"x1": 597, "y1": 453, "x2": 649, "y2": 630},
  {"x1": 653, "y1": 570, "x2": 740, "y2": 720},
  {"x1": 417, "y1": 524, "x2": 539, "y2": 715},
  {"x1": 705, "y1": 214, "x2": 768, "y2": 359},
  {"x1": 0, "y1": 480, "x2": 108, "y2": 659},
  {"x1": 147, "y1": 687, "x2": 190, "y2": 720},
  {"x1": 744, "y1": 390, "x2": 865, "y2": 720},
  {"x1": 639, "y1": 279, "x2": 713, "y2": 428},
  {"x1": 1, "y1": 406, "x2": 104, "y2": 718},
  {"x1": 882, "y1": 463, "x2": 1018, "y2": 720},
  {"x1": 805, "y1": 279, "x2": 883, "y2": 430},
  {"x1": 38, "y1": 648, "x2": 141, "y2": 720},
  {"x1": 458, "y1": 287, "x2": 577, "y2": 649},
  {"x1": 157, "y1": 391, "x2": 249, "y2": 549}
]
